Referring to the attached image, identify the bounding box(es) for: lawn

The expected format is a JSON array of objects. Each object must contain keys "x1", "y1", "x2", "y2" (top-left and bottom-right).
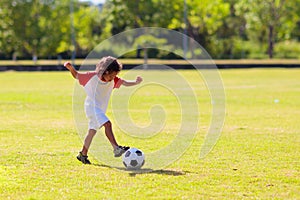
[{"x1": 0, "y1": 69, "x2": 299, "y2": 199}]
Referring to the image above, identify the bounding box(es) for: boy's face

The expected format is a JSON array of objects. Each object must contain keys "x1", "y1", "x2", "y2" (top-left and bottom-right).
[{"x1": 102, "y1": 71, "x2": 119, "y2": 82}]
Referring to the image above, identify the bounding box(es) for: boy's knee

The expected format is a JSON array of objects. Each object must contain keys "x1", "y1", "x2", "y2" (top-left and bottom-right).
[
  {"x1": 103, "y1": 121, "x2": 112, "y2": 128},
  {"x1": 88, "y1": 129, "x2": 97, "y2": 136}
]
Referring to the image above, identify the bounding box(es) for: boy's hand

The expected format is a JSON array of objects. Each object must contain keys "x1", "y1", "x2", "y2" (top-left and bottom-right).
[
  {"x1": 136, "y1": 76, "x2": 143, "y2": 84},
  {"x1": 122, "y1": 76, "x2": 143, "y2": 87},
  {"x1": 64, "y1": 61, "x2": 72, "y2": 70}
]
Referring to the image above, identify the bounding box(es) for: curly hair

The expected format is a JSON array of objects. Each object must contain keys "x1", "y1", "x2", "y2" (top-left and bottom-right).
[{"x1": 95, "y1": 56, "x2": 122, "y2": 75}]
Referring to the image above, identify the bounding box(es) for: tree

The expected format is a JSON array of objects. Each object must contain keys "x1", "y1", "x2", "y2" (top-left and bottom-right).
[
  {"x1": 10, "y1": 0, "x2": 47, "y2": 59},
  {"x1": 212, "y1": 0, "x2": 247, "y2": 58},
  {"x1": 0, "y1": 0, "x2": 103, "y2": 59},
  {"x1": 0, "y1": 0, "x2": 22, "y2": 59},
  {"x1": 1, "y1": 0, "x2": 299, "y2": 59},
  {"x1": 185, "y1": 0, "x2": 230, "y2": 57},
  {"x1": 99, "y1": 0, "x2": 183, "y2": 58},
  {"x1": 100, "y1": 0, "x2": 185, "y2": 34},
  {"x1": 73, "y1": 3, "x2": 102, "y2": 57},
  {"x1": 236, "y1": 0, "x2": 300, "y2": 58}
]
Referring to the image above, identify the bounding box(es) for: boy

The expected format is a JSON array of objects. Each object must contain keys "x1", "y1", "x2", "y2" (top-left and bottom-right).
[{"x1": 64, "y1": 56, "x2": 142, "y2": 164}]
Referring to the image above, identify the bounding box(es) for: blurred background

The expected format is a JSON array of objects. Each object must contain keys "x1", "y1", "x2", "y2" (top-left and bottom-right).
[{"x1": 0, "y1": 0, "x2": 299, "y2": 61}]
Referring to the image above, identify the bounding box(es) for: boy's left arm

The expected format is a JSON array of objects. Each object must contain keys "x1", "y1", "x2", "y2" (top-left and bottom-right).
[{"x1": 122, "y1": 76, "x2": 143, "y2": 86}]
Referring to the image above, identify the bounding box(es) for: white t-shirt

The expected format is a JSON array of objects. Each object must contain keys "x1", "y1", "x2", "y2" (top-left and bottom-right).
[{"x1": 78, "y1": 71, "x2": 123, "y2": 113}]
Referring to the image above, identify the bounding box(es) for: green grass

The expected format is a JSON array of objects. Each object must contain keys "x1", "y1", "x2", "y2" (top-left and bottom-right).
[{"x1": 0, "y1": 69, "x2": 299, "y2": 199}]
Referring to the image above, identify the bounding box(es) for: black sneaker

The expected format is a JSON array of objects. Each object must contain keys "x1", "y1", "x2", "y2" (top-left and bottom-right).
[
  {"x1": 114, "y1": 146, "x2": 130, "y2": 157},
  {"x1": 76, "y1": 152, "x2": 91, "y2": 164}
]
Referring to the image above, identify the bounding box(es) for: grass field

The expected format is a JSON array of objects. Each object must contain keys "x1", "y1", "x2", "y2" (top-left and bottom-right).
[{"x1": 0, "y1": 69, "x2": 299, "y2": 199}]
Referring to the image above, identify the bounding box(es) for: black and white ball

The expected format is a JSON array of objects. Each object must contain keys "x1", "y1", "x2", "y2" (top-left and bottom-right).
[{"x1": 122, "y1": 148, "x2": 145, "y2": 170}]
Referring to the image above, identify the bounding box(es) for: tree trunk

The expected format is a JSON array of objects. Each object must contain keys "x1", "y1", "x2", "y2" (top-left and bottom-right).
[
  {"x1": 143, "y1": 47, "x2": 148, "y2": 69},
  {"x1": 268, "y1": 25, "x2": 274, "y2": 59}
]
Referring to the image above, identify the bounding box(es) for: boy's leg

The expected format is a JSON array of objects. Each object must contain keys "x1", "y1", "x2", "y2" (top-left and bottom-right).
[
  {"x1": 103, "y1": 121, "x2": 118, "y2": 149},
  {"x1": 81, "y1": 129, "x2": 97, "y2": 156},
  {"x1": 77, "y1": 129, "x2": 96, "y2": 164},
  {"x1": 103, "y1": 121, "x2": 130, "y2": 157}
]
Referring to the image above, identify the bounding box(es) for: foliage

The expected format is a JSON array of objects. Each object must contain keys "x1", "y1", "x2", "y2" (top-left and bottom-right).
[
  {"x1": 0, "y1": 0, "x2": 102, "y2": 59},
  {"x1": 274, "y1": 40, "x2": 300, "y2": 59},
  {"x1": 9, "y1": 0, "x2": 69, "y2": 58},
  {"x1": 185, "y1": 0, "x2": 231, "y2": 57},
  {"x1": 0, "y1": 0, "x2": 299, "y2": 59},
  {"x1": 0, "y1": 0, "x2": 17, "y2": 59},
  {"x1": 235, "y1": 0, "x2": 300, "y2": 58}
]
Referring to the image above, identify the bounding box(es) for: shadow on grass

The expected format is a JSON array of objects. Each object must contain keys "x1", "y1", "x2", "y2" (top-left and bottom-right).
[{"x1": 92, "y1": 163, "x2": 187, "y2": 176}]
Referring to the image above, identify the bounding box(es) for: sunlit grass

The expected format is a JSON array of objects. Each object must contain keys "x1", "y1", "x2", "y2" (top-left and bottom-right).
[{"x1": 0, "y1": 69, "x2": 299, "y2": 199}]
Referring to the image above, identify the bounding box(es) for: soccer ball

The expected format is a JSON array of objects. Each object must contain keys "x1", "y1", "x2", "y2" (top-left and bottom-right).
[{"x1": 122, "y1": 148, "x2": 145, "y2": 170}]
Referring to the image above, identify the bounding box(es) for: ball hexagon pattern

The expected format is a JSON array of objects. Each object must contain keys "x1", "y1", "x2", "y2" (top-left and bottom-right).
[{"x1": 122, "y1": 148, "x2": 145, "y2": 170}]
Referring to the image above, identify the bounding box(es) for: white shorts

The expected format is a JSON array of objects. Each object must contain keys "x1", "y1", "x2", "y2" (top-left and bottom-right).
[{"x1": 85, "y1": 104, "x2": 109, "y2": 130}]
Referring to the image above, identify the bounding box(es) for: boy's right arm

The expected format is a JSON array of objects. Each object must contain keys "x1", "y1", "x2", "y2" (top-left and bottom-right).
[{"x1": 64, "y1": 61, "x2": 78, "y2": 79}]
